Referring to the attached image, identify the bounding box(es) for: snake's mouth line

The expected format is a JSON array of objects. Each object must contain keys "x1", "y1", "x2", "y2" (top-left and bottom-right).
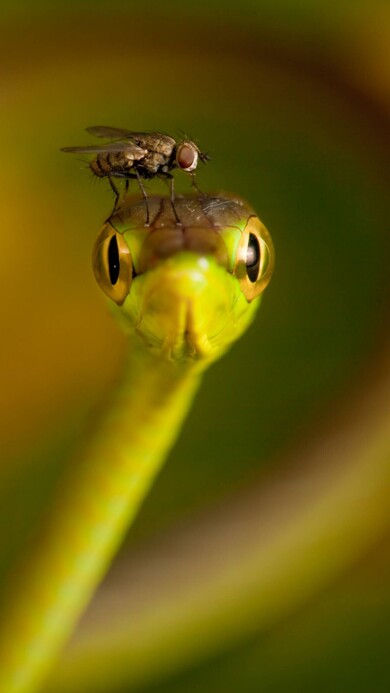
[
  {"x1": 132, "y1": 295, "x2": 214, "y2": 362},
  {"x1": 183, "y1": 301, "x2": 212, "y2": 359}
]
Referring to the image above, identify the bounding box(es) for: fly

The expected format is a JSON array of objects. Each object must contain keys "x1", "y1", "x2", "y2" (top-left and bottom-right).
[{"x1": 61, "y1": 126, "x2": 209, "y2": 224}]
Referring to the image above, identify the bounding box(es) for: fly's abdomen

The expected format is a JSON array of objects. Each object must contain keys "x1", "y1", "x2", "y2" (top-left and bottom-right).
[
  {"x1": 91, "y1": 155, "x2": 111, "y2": 177},
  {"x1": 90, "y1": 153, "x2": 131, "y2": 178}
]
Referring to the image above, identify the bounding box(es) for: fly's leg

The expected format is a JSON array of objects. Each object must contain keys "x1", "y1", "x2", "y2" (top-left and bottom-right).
[
  {"x1": 107, "y1": 175, "x2": 132, "y2": 229},
  {"x1": 169, "y1": 175, "x2": 181, "y2": 225},
  {"x1": 190, "y1": 174, "x2": 205, "y2": 197},
  {"x1": 135, "y1": 169, "x2": 150, "y2": 225},
  {"x1": 104, "y1": 174, "x2": 122, "y2": 224},
  {"x1": 107, "y1": 174, "x2": 120, "y2": 212},
  {"x1": 159, "y1": 172, "x2": 181, "y2": 224}
]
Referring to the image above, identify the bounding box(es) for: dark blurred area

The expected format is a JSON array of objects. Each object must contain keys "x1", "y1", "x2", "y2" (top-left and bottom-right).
[{"x1": 0, "y1": 1, "x2": 389, "y2": 692}]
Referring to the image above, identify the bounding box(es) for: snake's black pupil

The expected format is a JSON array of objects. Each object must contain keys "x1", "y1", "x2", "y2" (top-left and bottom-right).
[
  {"x1": 108, "y1": 235, "x2": 120, "y2": 285},
  {"x1": 246, "y1": 233, "x2": 260, "y2": 283}
]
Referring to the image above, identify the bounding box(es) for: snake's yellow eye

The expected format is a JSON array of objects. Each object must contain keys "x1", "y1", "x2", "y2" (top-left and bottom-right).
[
  {"x1": 233, "y1": 215, "x2": 275, "y2": 301},
  {"x1": 92, "y1": 225, "x2": 133, "y2": 305}
]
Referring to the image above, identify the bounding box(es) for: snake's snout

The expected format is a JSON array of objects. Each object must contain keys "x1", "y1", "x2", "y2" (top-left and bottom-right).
[{"x1": 124, "y1": 252, "x2": 238, "y2": 361}]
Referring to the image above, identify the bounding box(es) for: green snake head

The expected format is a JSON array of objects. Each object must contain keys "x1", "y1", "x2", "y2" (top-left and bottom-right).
[{"x1": 92, "y1": 194, "x2": 274, "y2": 365}]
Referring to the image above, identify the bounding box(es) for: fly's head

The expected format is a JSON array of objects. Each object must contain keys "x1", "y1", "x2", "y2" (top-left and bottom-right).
[{"x1": 175, "y1": 141, "x2": 209, "y2": 173}]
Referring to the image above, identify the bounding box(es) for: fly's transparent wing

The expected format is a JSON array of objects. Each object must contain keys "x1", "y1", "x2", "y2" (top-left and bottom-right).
[
  {"x1": 77, "y1": 126, "x2": 176, "y2": 158},
  {"x1": 61, "y1": 142, "x2": 147, "y2": 157},
  {"x1": 86, "y1": 125, "x2": 135, "y2": 139}
]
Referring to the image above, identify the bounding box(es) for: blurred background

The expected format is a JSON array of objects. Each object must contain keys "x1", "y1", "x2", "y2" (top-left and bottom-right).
[{"x1": 0, "y1": 1, "x2": 389, "y2": 691}]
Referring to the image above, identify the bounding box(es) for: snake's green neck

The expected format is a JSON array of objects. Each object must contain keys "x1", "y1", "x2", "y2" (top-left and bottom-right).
[{"x1": 0, "y1": 346, "x2": 202, "y2": 693}]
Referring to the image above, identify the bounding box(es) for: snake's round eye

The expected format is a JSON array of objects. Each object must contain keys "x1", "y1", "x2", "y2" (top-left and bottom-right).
[
  {"x1": 245, "y1": 233, "x2": 261, "y2": 283},
  {"x1": 176, "y1": 142, "x2": 199, "y2": 172},
  {"x1": 92, "y1": 225, "x2": 133, "y2": 305},
  {"x1": 233, "y1": 216, "x2": 275, "y2": 301}
]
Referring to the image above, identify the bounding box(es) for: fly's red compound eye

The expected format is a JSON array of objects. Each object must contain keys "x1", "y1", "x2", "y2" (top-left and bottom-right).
[{"x1": 176, "y1": 142, "x2": 198, "y2": 172}]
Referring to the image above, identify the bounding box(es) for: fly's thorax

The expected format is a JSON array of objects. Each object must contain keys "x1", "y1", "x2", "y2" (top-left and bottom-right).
[
  {"x1": 132, "y1": 133, "x2": 176, "y2": 157},
  {"x1": 142, "y1": 150, "x2": 171, "y2": 175}
]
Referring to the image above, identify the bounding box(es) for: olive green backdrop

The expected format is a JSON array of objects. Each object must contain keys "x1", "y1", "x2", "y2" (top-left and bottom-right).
[{"x1": 0, "y1": 2, "x2": 389, "y2": 692}]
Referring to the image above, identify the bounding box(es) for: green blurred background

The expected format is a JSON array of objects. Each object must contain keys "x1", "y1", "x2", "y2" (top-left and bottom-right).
[{"x1": 0, "y1": 1, "x2": 389, "y2": 691}]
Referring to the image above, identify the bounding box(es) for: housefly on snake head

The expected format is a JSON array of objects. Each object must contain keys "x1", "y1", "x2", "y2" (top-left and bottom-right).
[{"x1": 61, "y1": 126, "x2": 210, "y2": 225}]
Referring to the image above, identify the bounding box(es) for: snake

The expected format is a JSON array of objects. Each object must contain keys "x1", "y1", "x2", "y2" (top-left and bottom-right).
[{"x1": 0, "y1": 193, "x2": 274, "y2": 693}]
